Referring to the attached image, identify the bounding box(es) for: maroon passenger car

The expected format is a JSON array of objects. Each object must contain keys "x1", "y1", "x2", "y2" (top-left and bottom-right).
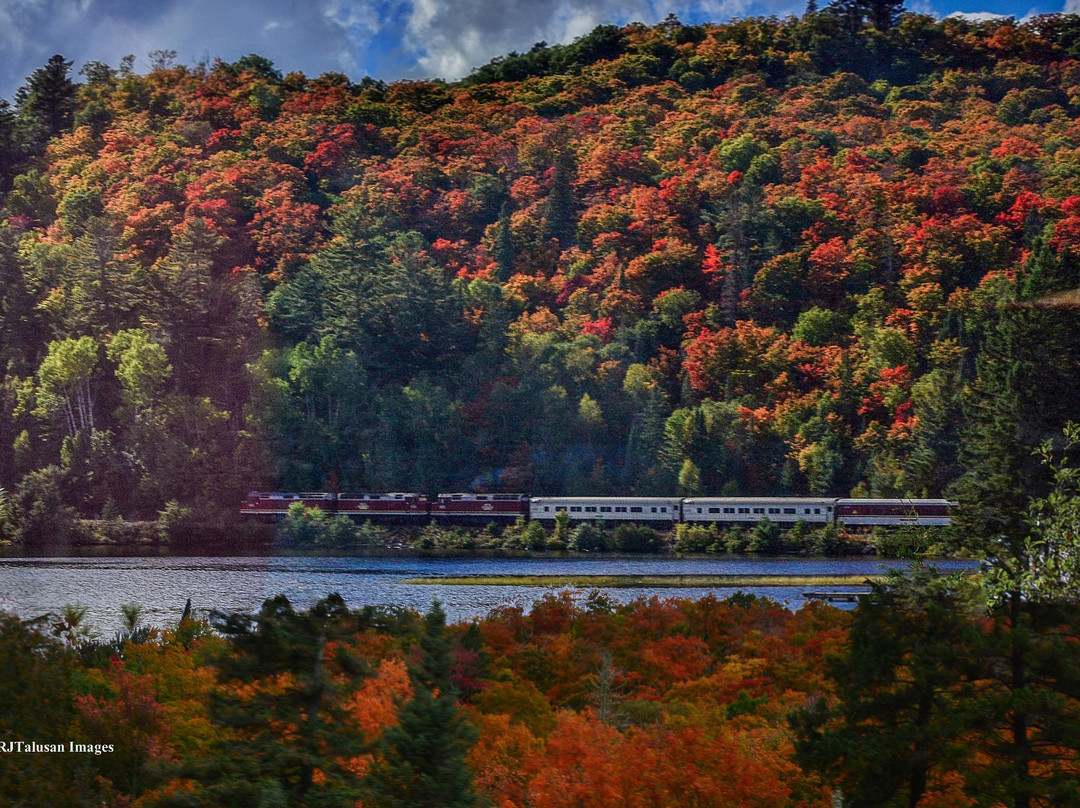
[
  {"x1": 835, "y1": 498, "x2": 953, "y2": 527},
  {"x1": 433, "y1": 493, "x2": 529, "y2": 521}
]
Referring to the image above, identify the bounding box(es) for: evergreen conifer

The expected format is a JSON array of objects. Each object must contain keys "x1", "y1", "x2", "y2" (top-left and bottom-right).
[{"x1": 366, "y1": 601, "x2": 478, "y2": 808}]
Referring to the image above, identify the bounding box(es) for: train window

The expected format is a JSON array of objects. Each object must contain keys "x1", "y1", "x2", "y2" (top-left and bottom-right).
[
  {"x1": 814, "y1": 508, "x2": 821, "y2": 514},
  {"x1": 585, "y1": 506, "x2": 597, "y2": 512},
  {"x1": 570, "y1": 507, "x2": 582, "y2": 512},
  {"x1": 660, "y1": 507, "x2": 667, "y2": 513},
  {"x1": 768, "y1": 508, "x2": 780, "y2": 514},
  {"x1": 753, "y1": 507, "x2": 765, "y2": 514},
  {"x1": 630, "y1": 507, "x2": 643, "y2": 513},
  {"x1": 556, "y1": 507, "x2": 566, "y2": 512},
  {"x1": 696, "y1": 508, "x2": 702, "y2": 513},
  {"x1": 708, "y1": 507, "x2": 720, "y2": 514},
  {"x1": 600, "y1": 506, "x2": 612, "y2": 512},
  {"x1": 650, "y1": 507, "x2": 657, "y2": 513},
  {"x1": 615, "y1": 507, "x2": 627, "y2": 512},
  {"x1": 723, "y1": 507, "x2": 735, "y2": 514},
  {"x1": 784, "y1": 508, "x2": 796, "y2": 514},
  {"x1": 738, "y1": 507, "x2": 749, "y2": 514}
]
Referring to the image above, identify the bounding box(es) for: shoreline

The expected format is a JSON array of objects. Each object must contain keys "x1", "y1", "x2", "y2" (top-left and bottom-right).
[
  {"x1": 406, "y1": 573, "x2": 895, "y2": 587},
  {"x1": 0, "y1": 545, "x2": 969, "y2": 562}
]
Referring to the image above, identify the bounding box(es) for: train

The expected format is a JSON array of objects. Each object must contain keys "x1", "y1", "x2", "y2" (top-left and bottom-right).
[{"x1": 240, "y1": 492, "x2": 954, "y2": 528}]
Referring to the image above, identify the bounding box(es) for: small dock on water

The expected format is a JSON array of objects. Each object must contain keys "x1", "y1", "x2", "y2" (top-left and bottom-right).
[{"x1": 802, "y1": 590, "x2": 869, "y2": 603}]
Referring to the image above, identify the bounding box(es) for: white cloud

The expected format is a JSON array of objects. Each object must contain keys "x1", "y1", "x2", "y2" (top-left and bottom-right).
[
  {"x1": 944, "y1": 9, "x2": 1012, "y2": 21},
  {"x1": 0, "y1": 0, "x2": 377, "y2": 100},
  {"x1": 1, "y1": 0, "x2": 809, "y2": 101},
  {"x1": 402, "y1": 0, "x2": 773, "y2": 81}
]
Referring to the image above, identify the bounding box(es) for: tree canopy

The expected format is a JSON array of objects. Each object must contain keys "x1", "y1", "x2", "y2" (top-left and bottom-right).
[{"x1": 3, "y1": 12, "x2": 1080, "y2": 547}]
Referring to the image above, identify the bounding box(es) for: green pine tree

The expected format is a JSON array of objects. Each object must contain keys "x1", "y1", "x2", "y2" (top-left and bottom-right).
[
  {"x1": 171, "y1": 594, "x2": 370, "y2": 808},
  {"x1": 14, "y1": 54, "x2": 77, "y2": 149},
  {"x1": 792, "y1": 566, "x2": 980, "y2": 808},
  {"x1": 541, "y1": 150, "x2": 576, "y2": 247},
  {"x1": 366, "y1": 601, "x2": 478, "y2": 808},
  {"x1": 950, "y1": 302, "x2": 1080, "y2": 808},
  {"x1": 494, "y1": 204, "x2": 515, "y2": 282}
]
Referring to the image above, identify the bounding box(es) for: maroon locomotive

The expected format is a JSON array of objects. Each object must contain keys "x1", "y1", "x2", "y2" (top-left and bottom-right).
[
  {"x1": 239, "y1": 492, "x2": 335, "y2": 522},
  {"x1": 336, "y1": 492, "x2": 429, "y2": 520}
]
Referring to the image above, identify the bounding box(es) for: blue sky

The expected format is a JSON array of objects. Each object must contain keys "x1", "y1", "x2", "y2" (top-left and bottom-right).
[{"x1": 0, "y1": 0, "x2": 1069, "y2": 101}]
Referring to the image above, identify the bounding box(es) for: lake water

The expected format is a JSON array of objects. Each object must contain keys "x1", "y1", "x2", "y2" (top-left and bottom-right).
[{"x1": 0, "y1": 555, "x2": 979, "y2": 635}]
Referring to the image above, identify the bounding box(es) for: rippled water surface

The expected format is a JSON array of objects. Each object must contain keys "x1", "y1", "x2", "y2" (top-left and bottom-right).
[{"x1": 0, "y1": 555, "x2": 978, "y2": 634}]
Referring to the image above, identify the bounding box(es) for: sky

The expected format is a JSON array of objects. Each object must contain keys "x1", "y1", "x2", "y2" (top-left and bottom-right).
[{"x1": 0, "y1": 0, "x2": 1071, "y2": 102}]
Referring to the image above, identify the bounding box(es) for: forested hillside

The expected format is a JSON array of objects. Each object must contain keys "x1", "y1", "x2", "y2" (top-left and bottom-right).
[{"x1": 3, "y1": 8, "x2": 1080, "y2": 545}]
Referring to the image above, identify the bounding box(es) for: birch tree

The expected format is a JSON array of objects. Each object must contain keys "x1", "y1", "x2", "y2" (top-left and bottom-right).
[{"x1": 34, "y1": 335, "x2": 99, "y2": 437}]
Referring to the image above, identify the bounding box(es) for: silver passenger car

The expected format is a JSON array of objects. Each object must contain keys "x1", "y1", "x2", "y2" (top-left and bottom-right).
[
  {"x1": 529, "y1": 496, "x2": 683, "y2": 523},
  {"x1": 681, "y1": 497, "x2": 836, "y2": 525}
]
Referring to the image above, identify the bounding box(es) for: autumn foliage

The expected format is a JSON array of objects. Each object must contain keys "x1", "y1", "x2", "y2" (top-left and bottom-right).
[
  {"x1": 0, "y1": 593, "x2": 850, "y2": 807},
  {"x1": 4, "y1": 13, "x2": 1080, "y2": 545},
  {"x1": 5, "y1": 580, "x2": 1080, "y2": 807}
]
